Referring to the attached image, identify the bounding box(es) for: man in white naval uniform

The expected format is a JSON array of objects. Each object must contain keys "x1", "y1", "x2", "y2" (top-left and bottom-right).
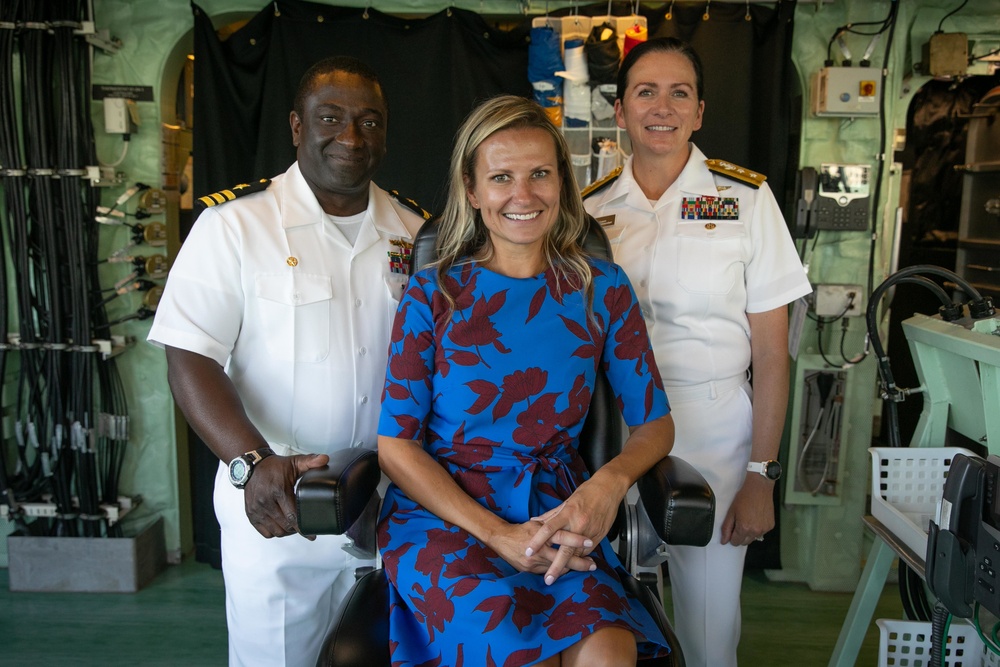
[
  {"x1": 148, "y1": 57, "x2": 427, "y2": 667},
  {"x1": 583, "y1": 38, "x2": 811, "y2": 666}
]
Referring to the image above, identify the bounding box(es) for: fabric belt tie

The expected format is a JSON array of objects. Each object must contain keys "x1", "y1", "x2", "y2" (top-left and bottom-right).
[{"x1": 447, "y1": 444, "x2": 579, "y2": 521}]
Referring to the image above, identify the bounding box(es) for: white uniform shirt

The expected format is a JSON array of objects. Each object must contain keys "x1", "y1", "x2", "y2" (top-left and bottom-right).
[
  {"x1": 148, "y1": 161, "x2": 425, "y2": 455},
  {"x1": 584, "y1": 145, "x2": 811, "y2": 388}
]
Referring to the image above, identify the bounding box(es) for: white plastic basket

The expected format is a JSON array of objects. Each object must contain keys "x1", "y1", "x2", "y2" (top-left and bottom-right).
[
  {"x1": 869, "y1": 447, "x2": 977, "y2": 559},
  {"x1": 877, "y1": 618, "x2": 1000, "y2": 667}
]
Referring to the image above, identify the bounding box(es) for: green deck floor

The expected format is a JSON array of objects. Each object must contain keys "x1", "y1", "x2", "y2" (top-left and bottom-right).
[{"x1": 0, "y1": 560, "x2": 903, "y2": 666}]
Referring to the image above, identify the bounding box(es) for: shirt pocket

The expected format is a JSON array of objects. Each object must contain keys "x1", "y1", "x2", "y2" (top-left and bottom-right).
[
  {"x1": 384, "y1": 273, "x2": 410, "y2": 324},
  {"x1": 255, "y1": 272, "x2": 333, "y2": 362},
  {"x1": 675, "y1": 221, "x2": 745, "y2": 295}
]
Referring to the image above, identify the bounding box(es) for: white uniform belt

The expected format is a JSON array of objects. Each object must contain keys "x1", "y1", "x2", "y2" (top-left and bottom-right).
[{"x1": 663, "y1": 372, "x2": 749, "y2": 405}]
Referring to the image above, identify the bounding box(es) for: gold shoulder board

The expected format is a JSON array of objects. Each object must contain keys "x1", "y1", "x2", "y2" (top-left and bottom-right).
[
  {"x1": 196, "y1": 178, "x2": 271, "y2": 209},
  {"x1": 705, "y1": 159, "x2": 766, "y2": 189},
  {"x1": 390, "y1": 190, "x2": 432, "y2": 220},
  {"x1": 581, "y1": 166, "x2": 622, "y2": 199}
]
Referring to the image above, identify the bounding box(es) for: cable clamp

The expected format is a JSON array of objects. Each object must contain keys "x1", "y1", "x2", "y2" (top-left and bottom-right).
[
  {"x1": 0, "y1": 21, "x2": 17, "y2": 29},
  {"x1": 74, "y1": 345, "x2": 99, "y2": 352},
  {"x1": 49, "y1": 20, "x2": 82, "y2": 30},
  {"x1": 21, "y1": 21, "x2": 49, "y2": 30},
  {"x1": 2, "y1": 168, "x2": 26, "y2": 177},
  {"x1": 28, "y1": 168, "x2": 55, "y2": 176},
  {"x1": 57, "y1": 168, "x2": 87, "y2": 177},
  {"x1": 47, "y1": 342, "x2": 68, "y2": 351}
]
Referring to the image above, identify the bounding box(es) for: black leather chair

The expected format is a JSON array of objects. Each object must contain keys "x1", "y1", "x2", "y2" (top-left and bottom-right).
[{"x1": 296, "y1": 216, "x2": 716, "y2": 667}]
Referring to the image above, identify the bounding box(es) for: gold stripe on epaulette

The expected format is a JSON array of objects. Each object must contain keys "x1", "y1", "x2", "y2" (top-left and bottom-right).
[
  {"x1": 197, "y1": 179, "x2": 271, "y2": 208},
  {"x1": 581, "y1": 166, "x2": 622, "y2": 199},
  {"x1": 705, "y1": 159, "x2": 766, "y2": 189}
]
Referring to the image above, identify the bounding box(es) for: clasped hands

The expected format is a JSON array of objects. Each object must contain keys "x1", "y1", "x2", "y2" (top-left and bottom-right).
[{"x1": 495, "y1": 478, "x2": 622, "y2": 587}]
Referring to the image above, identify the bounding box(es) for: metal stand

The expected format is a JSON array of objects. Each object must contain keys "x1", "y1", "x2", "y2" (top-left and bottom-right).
[{"x1": 828, "y1": 516, "x2": 925, "y2": 667}]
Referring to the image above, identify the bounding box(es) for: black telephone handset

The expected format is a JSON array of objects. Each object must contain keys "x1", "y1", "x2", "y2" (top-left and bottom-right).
[
  {"x1": 925, "y1": 453, "x2": 986, "y2": 618},
  {"x1": 792, "y1": 167, "x2": 818, "y2": 239}
]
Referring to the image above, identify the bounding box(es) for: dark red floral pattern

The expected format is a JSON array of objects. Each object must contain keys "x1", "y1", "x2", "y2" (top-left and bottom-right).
[{"x1": 377, "y1": 259, "x2": 669, "y2": 666}]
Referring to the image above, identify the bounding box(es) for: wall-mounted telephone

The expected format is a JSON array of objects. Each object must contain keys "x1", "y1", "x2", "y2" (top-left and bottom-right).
[
  {"x1": 792, "y1": 164, "x2": 872, "y2": 238},
  {"x1": 925, "y1": 453, "x2": 1000, "y2": 619}
]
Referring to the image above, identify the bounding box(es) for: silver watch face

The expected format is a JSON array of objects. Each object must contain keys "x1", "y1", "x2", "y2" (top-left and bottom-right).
[{"x1": 229, "y1": 457, "x2": 251, "y2": 487}]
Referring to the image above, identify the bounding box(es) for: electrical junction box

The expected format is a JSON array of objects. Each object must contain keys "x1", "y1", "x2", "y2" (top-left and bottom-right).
[
  {"x1": 103, "y1": 97, "x2": 138, "y2": 134},
  {"x1": 925, "y1": 32, "x2": 968, "y2": 77},
  {"x1": 815, "y1": 284, "x2": 864, "y2": 318},
  {"x1": 811, "y1": 67, "x2": 880, "y2": 117}
]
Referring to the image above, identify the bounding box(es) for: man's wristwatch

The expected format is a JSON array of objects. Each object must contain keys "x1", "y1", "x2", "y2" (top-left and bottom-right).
[
  {"x1": 747, "y1": 459, "x2": 782, "y2": 481},
  {"x1": 228, "y1": 447, "x2": 275, "y2": 489}
]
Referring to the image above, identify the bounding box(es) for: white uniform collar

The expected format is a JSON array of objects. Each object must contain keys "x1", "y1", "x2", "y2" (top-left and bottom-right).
[
  {"x1": 279, "y1": 161, "x2": 414, "y2": 243},
  {"x1": 596, "y1": 144, "x2": 718, "y2": 209}
]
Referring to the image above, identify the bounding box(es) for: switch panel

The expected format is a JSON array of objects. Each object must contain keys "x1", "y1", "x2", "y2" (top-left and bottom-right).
[{"x1": 811, "y1": 67, "x2": 880, "y2": 117}]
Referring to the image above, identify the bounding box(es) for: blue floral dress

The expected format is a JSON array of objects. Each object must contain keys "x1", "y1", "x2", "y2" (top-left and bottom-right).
[{"x1": 377, "y1": 257, "x2": 671, "y2": 666}]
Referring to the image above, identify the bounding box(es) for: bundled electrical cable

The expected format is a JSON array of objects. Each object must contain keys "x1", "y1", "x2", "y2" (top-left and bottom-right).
[{"x1": 0, "y1": 0, "x2": 131, "y2": 539}]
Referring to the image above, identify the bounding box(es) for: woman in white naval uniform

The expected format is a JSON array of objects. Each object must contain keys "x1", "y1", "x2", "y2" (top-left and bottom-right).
[
  {"x1": 582, "y1": 38, "x2": 811, "y2": 667},
  {"x1": 147, "y1": 59, "x2": 426, "y2": 667}
]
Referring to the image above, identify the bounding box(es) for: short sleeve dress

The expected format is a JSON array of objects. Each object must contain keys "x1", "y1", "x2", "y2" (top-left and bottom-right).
[{"x1": 377, "y1": 257, "x2": 672, "y2": 666}]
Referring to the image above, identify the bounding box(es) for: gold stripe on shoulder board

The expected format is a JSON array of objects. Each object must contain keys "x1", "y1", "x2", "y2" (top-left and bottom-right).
[
  {"x1": 705, "y1": 159, "x2": 766, "y2": 189},
  {"x1": 581, "y1": 166, "x2": 622, "y2": 199},
  {"x1": 197, "y1": 178, "x2": 271, "y2": 209}
]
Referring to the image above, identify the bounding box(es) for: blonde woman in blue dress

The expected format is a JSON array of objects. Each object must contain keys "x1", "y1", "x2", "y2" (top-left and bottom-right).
[{"x1": 376, "y1": 94, "x2": 676, "y2": 666}]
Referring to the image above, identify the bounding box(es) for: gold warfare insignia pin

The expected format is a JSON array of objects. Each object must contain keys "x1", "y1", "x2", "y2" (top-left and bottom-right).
[{"x1": 287, "y1": 257, "x2": 298, "y2": 267}]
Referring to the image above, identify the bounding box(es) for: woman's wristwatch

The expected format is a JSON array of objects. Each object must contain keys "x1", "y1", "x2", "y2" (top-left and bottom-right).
[{"x1": 747, "y1": 459, "x2": 782, "y2": 481}]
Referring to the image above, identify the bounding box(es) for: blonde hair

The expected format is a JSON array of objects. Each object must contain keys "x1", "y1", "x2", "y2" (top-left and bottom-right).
[{"x1": 434, "y1": 95, "x2": 593, "y2": 313}]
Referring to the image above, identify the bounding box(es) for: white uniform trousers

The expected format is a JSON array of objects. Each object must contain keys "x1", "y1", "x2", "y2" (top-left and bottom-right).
[
  {"x1": 663, "y1": 377, "x2": 754, "y2": 667},
  {"x1": 214, "y1": 463, "x2": 371, "y2": 667}
]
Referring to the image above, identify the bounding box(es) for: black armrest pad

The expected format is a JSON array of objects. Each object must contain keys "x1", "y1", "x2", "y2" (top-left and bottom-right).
[
  {"x1": 317, "y1": 569, "x2": 391, "y2": 667},
  {"x1": 637, "y1": 455, "x2": 716, "y2": 547},
  {"x1": 296, "y1": 448, "x2": 380, "y2": 535}
]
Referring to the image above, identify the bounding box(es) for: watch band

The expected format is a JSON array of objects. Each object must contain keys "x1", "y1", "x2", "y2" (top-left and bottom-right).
[
  {"x1": 747, "y1": 459, "x2": 782, "y2": 480},
  {"x1": 244, "y1": 447, "x2": 274, "y2": 466}
]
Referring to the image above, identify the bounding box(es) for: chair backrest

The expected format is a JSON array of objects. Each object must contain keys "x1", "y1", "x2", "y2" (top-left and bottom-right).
[{"x1": 409, "y1": 215, "x2": 625, "y2": 478}]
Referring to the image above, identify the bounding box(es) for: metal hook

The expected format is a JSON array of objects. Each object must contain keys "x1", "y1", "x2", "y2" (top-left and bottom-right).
[
  {"x1": 665, "y1": 0, "x2": 675, "y2": 21},
  {"x1": 273, "y1": 1, "x2": 280, "y2": 17},
  {"x1": 703, "y1": 0, "x2": 711, "y2": 22},
  {"x1": 362, "y1": 0, "x2": 370, "y2": 19},
  {"x1": 745, "y1": 0, "x2": 752, "y2": 21}
]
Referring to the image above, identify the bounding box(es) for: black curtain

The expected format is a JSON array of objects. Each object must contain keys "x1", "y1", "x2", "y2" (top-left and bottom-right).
[
  {"x1": 187, "y1": 0, "x2": 795, "y2": 568},
  {"x1": 193, "y1": 0, "x2": 532, "y2": 216}
]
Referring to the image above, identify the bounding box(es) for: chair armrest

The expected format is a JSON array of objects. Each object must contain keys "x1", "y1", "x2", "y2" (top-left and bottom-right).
[
  {"x1": 296, "y1": 448, "x2": 381, "y2": 535},
  {"x1": 637, "y1": 455, "x2": 716, "y2": 547}
]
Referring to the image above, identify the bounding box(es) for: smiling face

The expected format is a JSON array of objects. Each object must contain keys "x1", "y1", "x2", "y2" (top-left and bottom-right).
[
  {"x1": 465, "y1": 126, "x2": 562, "y2": 274},
  {"x1": 289, "y1": 70, "x2": 387, "y2": 215},
  {"x1": 615, "y1": 49, "x2": 705, "y2": 163}
]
